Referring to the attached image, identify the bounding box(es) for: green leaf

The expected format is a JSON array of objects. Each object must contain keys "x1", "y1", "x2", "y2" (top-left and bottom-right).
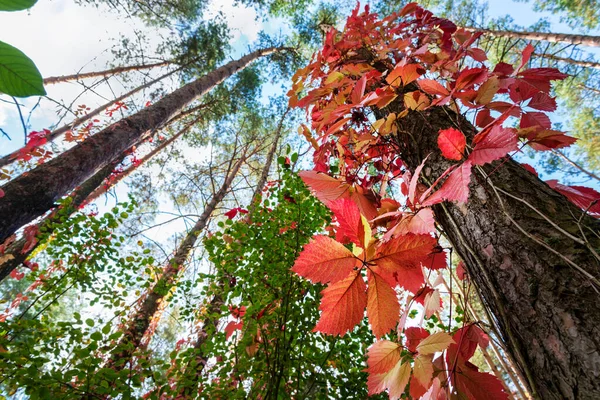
[
  {"x1": 0, "y1": 0, "x2": 37, "y2": 11},
  {"x1": 85, "y1": 318, "x2": 95, "y2": 327},
  {"x1": 0, "y1": 40, "x2": 45, "y2": 97}
]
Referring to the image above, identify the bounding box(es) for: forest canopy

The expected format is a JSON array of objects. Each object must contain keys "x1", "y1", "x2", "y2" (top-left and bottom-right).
[{"x1": 0, "y1": 0, "x2": 599, "y2": 399}]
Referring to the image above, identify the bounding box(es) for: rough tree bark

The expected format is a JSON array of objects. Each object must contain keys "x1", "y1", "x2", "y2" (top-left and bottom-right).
[
  {"x1": 0, "y1": 67, "x2": 180, "y2": 170},
  {"x1": 0, "y1": 47, "x2": 281, "y2": 245},
  {"x1": 463, "y1": 26, "x2": 600, "y2": 47},
  {"x1": 0, "y1": 114, "x2": 205, "y2": 282},
  {"x1": 384, "y1": 102, "x2": 600, "y2": 400},
  {"x1": 104, "y1": 154, "x2": 245, "y2": 371}
]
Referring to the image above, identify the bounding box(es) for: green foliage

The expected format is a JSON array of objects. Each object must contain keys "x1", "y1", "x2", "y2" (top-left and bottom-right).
[
  {"x1": 522, "y1": 0, "x2": 600, "y2": 29},
  {"x1": 158, "y1": 161, "x2": 380, "y2": 399},
  {"x1": 0, "y1": 0, "x2": 36, "y2": 11},
  {"x1": 0, "y1": 40, "x2": 45, "y2": 98}
]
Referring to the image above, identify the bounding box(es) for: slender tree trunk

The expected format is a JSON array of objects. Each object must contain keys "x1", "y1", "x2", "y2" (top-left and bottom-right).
[
  {"x1": 175, "y1": 119, "x2": 288, "y2": 397},
  {"x1": 385, "y1": 103, "x2": 600, "y2": 400},
  {"x1": 104, "y1": 154, "x2": 245, "y2": 374},
  {"x1": 463, "y1": 26, "x2": 600, "y2": 47},
  {"x1": 87, "y1": 115, "x2": 205, "y2": 202},
  {"x1": 0, "y1": 47, "x2": 281, "y2": 245},
  {"x1": 42, "y1": 60, "x2": 172, "y2": 85},
  {"x1": 0, "y1": 116, "x2": 204, "y2": 282},
  {"x1": 534, "y1": 52, "x2": 600, "y2": 70},
  {"x1": 249, "y1": 107, "x2": 289, "y2": 211},
  {"x1": 0, "y1": 67, "x2": 179, "y2": 170}
]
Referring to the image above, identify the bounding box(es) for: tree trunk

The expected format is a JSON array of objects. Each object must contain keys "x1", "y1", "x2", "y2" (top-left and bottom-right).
[
  {"x1": 87, "y1": 115, "x2": 204, "y2": 202},
  {"x1": 534, "y1": 52, "x2": 600, "y2": 70},
  {"x1": 0, "y1": 47, "x2": 281, "y2": 245},
  {"x1": 387, "y1": 104, "x2": 600, "y2": 400},
  {"x1": 104, "y1": 154, "x2": 245, "y2": 373},
  {"x1": 0, "y1": 115, "x2": 205, "y2": 282},
  {"x1": 42, "y1": 60, "x2": 172, "y2": 85},
  {"x1": 463, "y1": 26, "x2": 600, "y2": 47},
  {"x1": 249, "y1": 107, "x2": 289, "y2": 211}
]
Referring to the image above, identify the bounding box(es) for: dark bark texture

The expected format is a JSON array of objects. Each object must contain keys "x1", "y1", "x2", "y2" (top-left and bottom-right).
[
  {"x1": 0, "y1": 47, "x2": 279, "y2": 245},
  {"x1": 389, "y1": 105, "x2": 600, "y2": 399}
]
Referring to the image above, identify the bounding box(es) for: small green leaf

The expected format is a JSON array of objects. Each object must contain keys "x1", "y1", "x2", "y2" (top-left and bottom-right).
[
  {"x1": 85, "y1": 318, "x2": 95, "y2": 327},
  {"x1": 0, "y1": 40, "x2": 45, "y2": 97},
  {"x1": 0, "y1": 0, "x2": 37, "y2": 11}
]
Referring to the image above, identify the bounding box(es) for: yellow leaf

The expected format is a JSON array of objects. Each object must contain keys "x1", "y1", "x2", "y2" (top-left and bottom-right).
[
  {"x1": 383, "y1": 360, "x2": 411, "y2": 399},
  {"x1": 413, "y1": 354, "x2": 434, "y2": 385},
  {"x1": 475, "y1": 76, "x2": 499, "y2": 105},
  {"x1": 416, "y1": 331, "x2": 454, "y2": 355}
]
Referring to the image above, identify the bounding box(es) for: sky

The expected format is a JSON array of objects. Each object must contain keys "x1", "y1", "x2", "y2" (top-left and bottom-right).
[{"x1": 0, "y1": 0, "x2": 599, "y2": 241}]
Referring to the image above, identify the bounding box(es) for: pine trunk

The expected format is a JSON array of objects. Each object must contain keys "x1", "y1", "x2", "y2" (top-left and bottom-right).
[
  {"x1": 534, "y1": 52, "x2": 600, "y2": 70},
  {"x1": 0, "y1": 115, "x2": 204, "y2": 281},
  {"x1": 463, "y1": 26, "x2": 600, "y2": 47},
  {"x1": 387, "y1": 104, "x2": 600, "y2": 399},
  {"x1": 0, "y1": 47, "x2": 280, "y2": 245},
  {"x1": 0, "y1": 67, "x2": 179, "y2": 170},
  {"x1": 104, "y1": 154, "x2": 245, "y2": 372},
  {"x1": 42, "y1": 60, "x2": 172, "y2": 85}
]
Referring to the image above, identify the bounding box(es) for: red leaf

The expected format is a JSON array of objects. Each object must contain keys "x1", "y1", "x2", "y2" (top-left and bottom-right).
[
  {"x1": 546, "y1": 180, "x2": 600, "y2": 216},
  {"x1": 224, "y1": 321, "x2": 243, "y2": 339},
  {"x1": 453, "y1": 363, "x2": 509, "y2": 400},
  {"x1": 527, "y1": 130, "x2": 577, "y2": 151},
  {"x1": 519, "y1": 67, "x2": 568, "y2": 82},
  {"x1": 404, "y1": 327, "x2": 429, "y2": 352},
  {"x1": 520, "y1": 163, "x2": 538, "y2": 176},
  {"x1": 418, "y1": 79, "x2": 449, "y2": 96},
  {"x1": 299, "y1": 170, "x2": 350, "y2": 203},
  {"x1": 422, "y1": 161, "x2": 473, "y2": 206},
  {"x1": 516, "y1": 44, "x2": 534, "y2": 73},
  {"x1": 384, "y1": 208, "x2": 435, "y2": 240},
  {"x1": 352, "y1": 74, "x2": 367, "y2": 104},
  {"x1": 527, "y1": 91, "x2": 557, "y2": 111},
  {"x1": 367, "y1": 270, "x2": 400, "y2": 338},
  {"x1": 520, "y1": 111, "x2": 551, "y2": 129},
  {"x1": 456, "y1": 260, "x2": 467, "y2": 280},
  {"x1": 437, "y1": 128, "x2": 466, "y2": 160},
  {"x1": 468, "y1": 125, "x2": 519, "y2": 166},
  {"x1": 313, "y1": 270, "x2": 367, "y2": 335},
  {"x1": 329, "y1": 198, "x2": 366, "y2": 246},
  {"x1": 10, "y1": 269, "x2": 25, "y2": 281},
  {"x1": 455, "y1": 67, "x2": 488, "y2": 91},
  {"x1": 366, "y1": 340, "x2": 402, "y2": 374},
  {"x1": 374, "y1": 234, "x2": 437, "y2": 274},
  {"x1": 292, "y1": 235, "x2": 357, "y2": 284},
  {"x1": 387, "y1": 63, "x2": 425, "y2": 87}
]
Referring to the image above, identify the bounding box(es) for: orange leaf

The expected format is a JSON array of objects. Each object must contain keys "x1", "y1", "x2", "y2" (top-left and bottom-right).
[
  {"x1": 417, "y1": 331, "x2": 454, "y2": 355},
  {"x1": 314, "y1": 270, "x2": 367, "y2": 335},
  {"x1": 373, "y1": 234, "x2": 437, "y2": 274},
  {"x1": 292, "y1": 235, "x2": 357, "y2": 284},
  {"x1": 367, "y1": 270, "x2": 400, "y2": 338},
  {"x1": 299, "y1": 170, "x2": 350, "y2": 204},
  {"x1": 366, "y1": 340, "x2": 402, "y2": 374},
  {"x1": 413, "y1": 354, "x2": 434, "y2": 386}
]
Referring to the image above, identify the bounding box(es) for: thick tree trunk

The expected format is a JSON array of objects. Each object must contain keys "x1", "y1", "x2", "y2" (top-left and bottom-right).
[
  {"x1": 463, "y1": 26, "x2": 600, "y2": 47},
  {"x1": 42, "y1": 60, "x2": 172, "y2": 85},
  {"x1": 389, "y1": 105, "x2": 600, "y2": 399},
  {"x1": 0, "y1": 67, "x2": 180, "y2": 170},
  {"x1": 104, "y1": 154, "x2": 245, "y2": 372},
  {"x1": 0, "y1": 47, "x2": 280, "y2": 245},
  {"x1": 0, "y1": 115, "x2": 204, "y2": 281}
]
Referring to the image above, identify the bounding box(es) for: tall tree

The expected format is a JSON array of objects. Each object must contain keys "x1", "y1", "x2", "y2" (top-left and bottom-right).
[
  {"x1": 102, "y1": 150, "x2": 246, "y2": 378},
  {"x1": 0, "y1": 47, "x2": 284, "y2": 245},
  {"x1": 42, "y1": 60, "x2": 173, "y2": 85},
  {"x1": 290, "y1": 5, "x2": 600, "y2": 399}
]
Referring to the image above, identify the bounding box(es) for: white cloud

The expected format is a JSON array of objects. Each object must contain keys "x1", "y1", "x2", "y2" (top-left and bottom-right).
[{"x1": 207, "y1": 0, "x2": 262, "y2": 43}]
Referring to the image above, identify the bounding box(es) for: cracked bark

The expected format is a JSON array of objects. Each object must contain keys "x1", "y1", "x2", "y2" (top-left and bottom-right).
[
  {"x1": 0, "y1": 47, "x2": 281, "y2": 245},
  {"x1": 387, "y1": 104, "x2": 600, "y2": 399}
]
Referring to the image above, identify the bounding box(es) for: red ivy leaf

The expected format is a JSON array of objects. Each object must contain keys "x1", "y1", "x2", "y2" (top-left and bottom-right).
[
  {"x1": 422, "y1": 161, "x2": 473, "y2": 206},
  {"x1": 313, "y1": 270, "x2": 367, "y2": 335},
  {"x1": 292, "y1": 235, "x2": 357, "y2": 284},
  {"x1": 367, "y1": 270, "x2": 400, "y2": 338},
  {"x1": 546, "y1": 180, "x2": 600, "y2": 216},
  {"x1": 468, "y1": 125, "x2": 519, "y2": 166},
  {"x1": 437, "y1": 128, "x2": 466, "y2": 160}
]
